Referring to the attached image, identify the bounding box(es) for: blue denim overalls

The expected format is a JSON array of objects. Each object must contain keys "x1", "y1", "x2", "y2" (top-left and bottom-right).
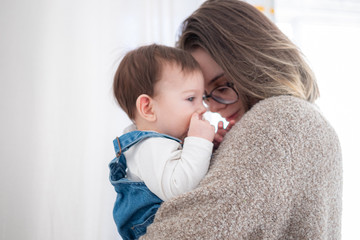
[{"x1": 109, "y1": 130, "x2": 181, "y2": 240}]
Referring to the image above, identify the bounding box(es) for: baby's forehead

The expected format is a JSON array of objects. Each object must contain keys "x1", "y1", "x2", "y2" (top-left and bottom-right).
[
  {"x1": 160, "y1": 60, "x2": 199, "y2": 71},
  {"x1": 159, "y1": 61, "x2": 201, "y2": 79},
  {"x1": 154, "y1": 64, "x2": 203, "y2": 91}
]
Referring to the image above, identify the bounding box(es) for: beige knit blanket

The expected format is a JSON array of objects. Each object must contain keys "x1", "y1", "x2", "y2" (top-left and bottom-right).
[{"x1": 141, "y1": 95, "x2": 342, "y2": 240}]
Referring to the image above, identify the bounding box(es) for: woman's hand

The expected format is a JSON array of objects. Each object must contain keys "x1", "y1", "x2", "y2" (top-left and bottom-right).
[{"x1": 213, "y1": 120, "x2": 235, "y2": 150}]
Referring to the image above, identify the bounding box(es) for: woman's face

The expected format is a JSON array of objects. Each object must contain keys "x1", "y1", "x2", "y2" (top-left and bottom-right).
[{"x1": 191, "y1": 48, "x2": 246, "y2": 123}]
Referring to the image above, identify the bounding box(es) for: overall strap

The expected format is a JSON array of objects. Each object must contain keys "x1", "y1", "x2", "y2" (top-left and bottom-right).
[
  {"x1": 109, "y1": 131, "x2": 181, "y2": 191},
  {"x1": 113, "y1": 131, "x2": 181, "y2": 158}
]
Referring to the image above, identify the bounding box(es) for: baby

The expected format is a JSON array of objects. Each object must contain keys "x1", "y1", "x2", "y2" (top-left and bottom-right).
[{"x1": 109, "y1": 44, "x2": 215, "y2": 240}]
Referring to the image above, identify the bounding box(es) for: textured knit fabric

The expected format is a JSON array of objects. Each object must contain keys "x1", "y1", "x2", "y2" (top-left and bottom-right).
[{"x1": 141, "y1": 95, "x2": 342, "y2": 240}]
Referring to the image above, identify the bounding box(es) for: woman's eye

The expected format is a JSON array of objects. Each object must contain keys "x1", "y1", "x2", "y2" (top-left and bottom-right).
[
  {"x1": 216, "y1": 87, "x2": 228, "y2": 93},
  {"x1": 187, "y1": 97, "x2": 195, "y2": 102}
]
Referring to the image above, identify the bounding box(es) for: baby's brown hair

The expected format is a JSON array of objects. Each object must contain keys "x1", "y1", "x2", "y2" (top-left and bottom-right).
[{"x1": 113, "y1": 44, "x2": 201, "y2": 120}]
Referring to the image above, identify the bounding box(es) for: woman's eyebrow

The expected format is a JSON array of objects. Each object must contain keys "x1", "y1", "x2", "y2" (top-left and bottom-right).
[{"x1": 209, "y1": 73, "x2": 225, "y2": 85}]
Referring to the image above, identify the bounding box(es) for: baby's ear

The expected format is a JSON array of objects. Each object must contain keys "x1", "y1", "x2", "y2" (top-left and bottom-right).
[{"x1": 136, "y1": 94, "x2": 156, "y2": 122}]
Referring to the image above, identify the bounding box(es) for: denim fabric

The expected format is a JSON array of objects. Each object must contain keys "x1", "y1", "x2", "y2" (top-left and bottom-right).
[{"x1": 109, "y1": 131, "x2": 181, "y2": 240}]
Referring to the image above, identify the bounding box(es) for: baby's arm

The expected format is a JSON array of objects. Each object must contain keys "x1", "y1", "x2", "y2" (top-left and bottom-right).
[
  {"x1": 160, "y1": 113, "x2": 215, "y2": 198},
  {"x1": 162, "y1": 136, "x2": 213, "y2": 198},
  {"x1": 136, "y1": 113, "x2": 215, "y2": 201}
]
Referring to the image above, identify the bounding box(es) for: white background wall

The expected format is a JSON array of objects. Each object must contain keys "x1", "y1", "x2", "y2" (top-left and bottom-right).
[
  {"x1": 0, "y1": 1, "x2": 204, "y2": 239},
  {"x1": 0, "y1": 0, "x2": 359, "y2": 239}
]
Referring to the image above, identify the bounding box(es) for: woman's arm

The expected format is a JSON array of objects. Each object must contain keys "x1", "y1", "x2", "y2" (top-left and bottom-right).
[{"x1": 141, "y1": 96, "x2": 342, "y2": 239}]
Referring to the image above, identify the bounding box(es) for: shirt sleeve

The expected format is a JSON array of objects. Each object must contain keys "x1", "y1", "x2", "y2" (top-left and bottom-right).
[{"x1": 133, "y1": 136, "x2": 213, "y2": 201}]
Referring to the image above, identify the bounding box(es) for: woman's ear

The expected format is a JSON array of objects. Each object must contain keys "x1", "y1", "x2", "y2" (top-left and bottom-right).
[{"x1": 136, "y1": 94, "x2": 156, "y2": 122}]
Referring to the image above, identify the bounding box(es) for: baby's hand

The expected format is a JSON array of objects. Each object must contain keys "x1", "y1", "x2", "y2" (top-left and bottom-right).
[
  {"x1": 187, "y1": 112, "x2": 215, "y2": 142},
  {"x1": 213, "y1": 120, "x2": 235, "y2": 150}
]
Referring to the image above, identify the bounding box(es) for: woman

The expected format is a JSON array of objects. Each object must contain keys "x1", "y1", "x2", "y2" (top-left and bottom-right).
[{"x1": 142, "y1": 0, "x2": 342, "y2": 239}]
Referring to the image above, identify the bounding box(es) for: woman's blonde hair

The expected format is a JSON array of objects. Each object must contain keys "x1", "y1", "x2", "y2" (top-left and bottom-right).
[{"x1": 177, "y1": 0, "x2": 319, "y2": 109}]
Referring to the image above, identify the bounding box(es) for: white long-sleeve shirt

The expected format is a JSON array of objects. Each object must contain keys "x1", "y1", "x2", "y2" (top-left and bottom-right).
[{"x1": 124, "y1": 133, "x2": 213, "y2": 201}]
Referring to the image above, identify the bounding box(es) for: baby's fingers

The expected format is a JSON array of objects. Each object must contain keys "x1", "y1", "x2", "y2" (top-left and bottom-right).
[{"x1": 191, "y1": 112, "x2": 201, "y2": 121}]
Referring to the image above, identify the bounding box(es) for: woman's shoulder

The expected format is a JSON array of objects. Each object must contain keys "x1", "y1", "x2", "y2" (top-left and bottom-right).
[
  {"x1": 237, "y1": 95, "x2": 334, "y2": 134},
  {"x1": 225, "y1": 95, "x2": 340, "y2": 157},
  {"x1": 246, "y1": 95, "x2": 320, "y2": 122}
]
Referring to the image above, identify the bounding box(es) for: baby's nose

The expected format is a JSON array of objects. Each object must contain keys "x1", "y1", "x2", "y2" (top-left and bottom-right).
[{"x1": 197, "y1": 103, "x2": 207, "y2": 114}]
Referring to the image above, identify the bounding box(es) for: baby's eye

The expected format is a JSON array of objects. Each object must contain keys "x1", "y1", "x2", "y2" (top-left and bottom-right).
[{"x1": 187, "y1": 97, "x2": 195, "y2": 102}]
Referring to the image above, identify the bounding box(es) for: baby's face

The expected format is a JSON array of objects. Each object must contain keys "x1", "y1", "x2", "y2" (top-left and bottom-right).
[{"x1": 152, "y1": 63, "x2": 206, "y2": 140}]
